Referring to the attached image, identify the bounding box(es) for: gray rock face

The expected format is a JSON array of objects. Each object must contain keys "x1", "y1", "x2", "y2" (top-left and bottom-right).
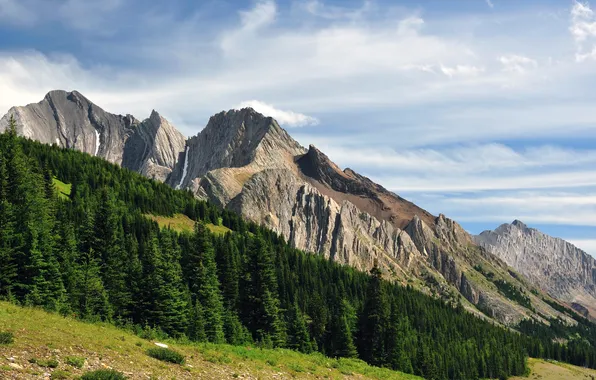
[
  {"x1": 0, "y1": 90, "x2": 186, "y2": 182},
  {"x1": 2, "y1": 90, "x2": 571, "y2": 325},
  {"x1": 167, "y1": 108, "x2": 565, "y2": 325},
  {"x1": 474, "y1": 221, "x2": 596, "y2": 316}
]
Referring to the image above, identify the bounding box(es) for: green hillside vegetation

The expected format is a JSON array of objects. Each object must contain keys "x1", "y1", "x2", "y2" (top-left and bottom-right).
[
  {"x1": 1, "y1": 116, "x2": 596, "y2": 379},
  {"x1": 52, "y1": 177, "x2": 71, "y2": 200},
  {"x1": 146, "y1": 213, "x2": 232, "y2": 235},
  {"x1": 0, "y1": 301, "x2": 419, "y2": 379}
]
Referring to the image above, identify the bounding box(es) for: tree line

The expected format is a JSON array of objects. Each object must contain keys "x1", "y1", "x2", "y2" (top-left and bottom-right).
[{"x1": 0, "y1": 117, "x2": 593, "y2": 379}]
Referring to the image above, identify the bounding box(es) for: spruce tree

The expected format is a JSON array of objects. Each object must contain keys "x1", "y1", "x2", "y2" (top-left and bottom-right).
[
  {"x1": 240, "y1": 235, "x2": 286, "y2": 347},
  {"x1": 358, "y1": 264, "x2": 389, "y2": 366},
  {"x1": 287, "y1": 300, "x2": 312, "y2": 353},
  {"x1": 190, "y1": 222, "x2": 225, "y2": 343}
]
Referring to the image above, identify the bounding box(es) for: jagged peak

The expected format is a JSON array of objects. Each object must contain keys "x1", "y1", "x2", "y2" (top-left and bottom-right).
[{"x1": 511, "y1": 219, "x2": 528, "y2": 229}]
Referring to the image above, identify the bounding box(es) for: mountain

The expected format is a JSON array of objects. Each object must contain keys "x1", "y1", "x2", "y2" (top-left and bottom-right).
[
  {"x1": 0, "y1": 133, "x2": 537, "y2": 380},
  {"x1": 1, "y1": 90, "x2": 574, "y2": 326},
  {"x1": 0, "y1": 90, "x2": 185, "y2": 181},
  {"x1": 475, "y1": 220, "x2": 596, "y2": 317}
]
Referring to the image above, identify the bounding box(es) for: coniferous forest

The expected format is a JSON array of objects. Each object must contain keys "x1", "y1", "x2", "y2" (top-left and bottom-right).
[{"x1": 1, "y1": 118, "x2": 596, "y2": 379}]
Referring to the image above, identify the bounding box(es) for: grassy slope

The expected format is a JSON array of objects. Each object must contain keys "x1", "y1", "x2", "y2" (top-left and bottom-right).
[
  {"x1": 511, "y1": 358, "x2": 596, "y2": 380},
  {"x1": 0, "y1": 302, "x2": 420, "y2": 380},
  {"x1": 145, "y1": 213, "x2": 232, "y2": 236},
  {"x1": 52, "y1": 178, "x2": 71, "y2": 200}
]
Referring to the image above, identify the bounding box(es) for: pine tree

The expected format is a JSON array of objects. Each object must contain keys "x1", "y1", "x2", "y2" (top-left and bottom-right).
[
  {"x1": 240, "y1": 235, "x2": 286, "y2": 347},
  {"x1": 190, "y1": 222, "x2": 225, "y2": 343},
  {"x1": 328, "y1": 298, "x2": 357, "y2": 358},
  {"x1": 74, "y1": 247, "x2": 112, "y2": 320},
  {"x1": 140, "y1": 230, "x2": 188, "y2": 336},
  {"x1": 358, "y1": 264, "x2": 389, "y2": 366},
  {"x1": 0, "y1": 149, "x2": 17, "y2": 297},
  {"x1": 287, "y1": 300, "x2": 312, "y2": 353},
  {"x1": 94, "y1": 188, "x2": 131, "y2": 317}
]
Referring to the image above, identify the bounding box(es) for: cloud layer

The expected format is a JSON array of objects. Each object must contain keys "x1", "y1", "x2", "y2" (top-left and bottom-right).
[{"x1": 1, "y1": 0, "x2": 596, "y2": 254}]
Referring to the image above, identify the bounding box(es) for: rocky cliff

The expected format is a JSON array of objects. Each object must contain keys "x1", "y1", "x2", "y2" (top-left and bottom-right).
[
  {"x1": 165, "y1": 107, "x2": 569, "y2": 325},
  {"x1": 475, "y1": 221, "x2": 596, "y2": 317},
  {"x1": 0, "y1": 90, "x2": 185, "y2": 181},
  {"x1": 1, "y1": 90, "x2": 573, "y2": 325}
]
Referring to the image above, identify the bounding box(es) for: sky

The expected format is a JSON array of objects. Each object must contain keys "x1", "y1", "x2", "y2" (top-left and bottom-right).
[{"x1": 2, "y1": 0, "x2": 596, "y2": 256}]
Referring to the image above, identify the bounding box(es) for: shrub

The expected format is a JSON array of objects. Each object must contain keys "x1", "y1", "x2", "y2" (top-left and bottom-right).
[
  {"x1": 65, "y1": 356, "x2": 85, "y2": 369},
  {"x1": 32, "y1": 358, "x2": 59, "y2": 368},
  {"x1": 0, "y1": 331, "x2": 14, "y2": 344},
  {"x1": 146, "y1": 347, "x2": 185, "y2": 364},
  {"x1": 51, "y1": 370, "x2": 70, "y2": 379},
  {"x1": 80, "y1": 369, "x2": 127, "y2": 380}
]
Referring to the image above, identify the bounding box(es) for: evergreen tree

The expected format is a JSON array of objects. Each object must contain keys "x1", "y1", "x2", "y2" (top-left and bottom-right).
[
  {"x1": 189, "y1": 222, "x2": 225, "y2": 343},
  {"x1": 240, "y1": 235, "x2": 286, "y2": 347},
  {"x1": 287, "y1": 300, "x2": 312, "y2": 353},
  {"x1": 358, "y1": 264, "x2": 389, "y2": 366}
]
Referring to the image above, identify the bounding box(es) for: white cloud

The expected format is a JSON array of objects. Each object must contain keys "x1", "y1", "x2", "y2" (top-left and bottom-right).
[
  {"x1": 236, "y1": 100, "x2": 319, "y2": 127},
  {"x1": 570, "y1": 0, "x2": 596, "y2": 61},
  {"x1": 486, "y1": 0, "x2": 494, "y2": 9},
  {"x1": 440, "y1": 64, "x2": 484, "y2": 77},
  {"x1": 303, "y1": 0, "x2": 372, "y2": 20},
  {"x1": 499, "y1": 54, "x2": 538, "y2": 73},
  {"x1": 239, "y1": 0, "x2": 276, "y2": 31}
]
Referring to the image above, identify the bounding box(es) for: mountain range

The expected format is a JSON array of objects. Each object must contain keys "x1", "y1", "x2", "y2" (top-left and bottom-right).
[{"x1": 1, "y1": 89, "x2": 592, "y2": 325}]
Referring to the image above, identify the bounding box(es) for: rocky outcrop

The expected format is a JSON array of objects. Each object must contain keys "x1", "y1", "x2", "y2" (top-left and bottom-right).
[
  {"x1": 164, "y1": 109, "x2": 566, "y2": 325},
  {"x1": 0, "y1": 90, "x2": 185, "y2": 182},
  {"x1": 2, "y1": 90, "x2": 572, "y2": 325},
  {"x1": 122, "y1": 110, "x2": 186, "y2": 181},
  {"x1": 475, "y1": 221, "x2": 596, "y2": 317}
]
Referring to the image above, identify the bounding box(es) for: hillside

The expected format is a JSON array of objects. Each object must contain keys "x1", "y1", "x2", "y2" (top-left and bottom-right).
[
  {"x1": 511, "y1": 358, "x2": 596, "y2": 380},
  {"x1": 3, "y1": 116, "x2": 596, "y2": 378},
  {"x1": 0, "y1": 118, "x2": 539, "y2": 379},
  {"x1": 0, "y1": 302, "x2": 419, "y2": 380},
  {"x1": 1, "y1": 91, "x2": 578, "y2": 328}
]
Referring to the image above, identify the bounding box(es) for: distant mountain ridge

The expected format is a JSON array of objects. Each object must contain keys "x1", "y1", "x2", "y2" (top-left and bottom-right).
[
  {"x1": 0, "y1": 90, "x2": 185, "y2": 181},
  {"x1": 474, "y1": 220, "x2": 596, "y2": 317},
  {"x1": 1, "y1": 90, "x2": 579, "y2": 326}
]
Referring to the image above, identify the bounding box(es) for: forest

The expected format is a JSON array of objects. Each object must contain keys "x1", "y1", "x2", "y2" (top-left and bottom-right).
[{"x1": 0, "y1": 117, "x2": 594, "y2": 379}]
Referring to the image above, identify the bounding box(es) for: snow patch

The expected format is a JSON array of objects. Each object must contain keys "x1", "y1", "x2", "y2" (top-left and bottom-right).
[
  {"x1": 176, "y1": 146, "x2": 190, "y2": 190},
  {"x1": 55, "y1": 138, "x2": 60, "y2": 145},
  {"x1": 154, "y1": 342, "x2": 168, "y2": 348},
  {"x1": 94, "y1": 129, "x2": 100, "y2": 156}
]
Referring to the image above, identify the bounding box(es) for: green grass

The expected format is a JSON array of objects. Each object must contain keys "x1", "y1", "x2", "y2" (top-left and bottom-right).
[
  {"x1": 81, "y1": 369, "x2": 127, "y2": 380},
  {"x1": 53, "y1": 177, "x2": 72, "y2": 199},
  {"x1": 145, "y1": 213, "x2": 232, "y2": 235},
  {"x1": 65, "y1": 355, "x2": 86, "y2": 369},
  {"x1": 0, "y1": 301, "x2": 419, "y2": 379},
  {"x1": 146, "y1": 347, "x2": 185, "y2": 364},
  {"x1": 0, "y1": 331, "x2": 13, "y2": 344}
]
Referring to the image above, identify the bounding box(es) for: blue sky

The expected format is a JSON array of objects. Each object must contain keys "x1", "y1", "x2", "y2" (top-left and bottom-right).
[{"x1": 2, "y1": 0, "x2": 596, "y2": 255}]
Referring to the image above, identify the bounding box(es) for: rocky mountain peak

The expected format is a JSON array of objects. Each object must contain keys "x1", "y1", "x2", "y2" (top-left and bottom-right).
[
  {"x1": 1, "y1": 90, "x2": 186, "y2": 183},
  {"x1": 511, "y1": 219, "x2": 528, "y2": 230},
  {"x1": 474, "y1": 222, "x2": 596, "y2": 317}
]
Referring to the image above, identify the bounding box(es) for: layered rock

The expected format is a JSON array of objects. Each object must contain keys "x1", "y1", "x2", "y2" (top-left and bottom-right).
[
  {"x1": 0, "y1": 90, "x2": 185, "y2": 182},
  {"x1": 2, "y1": 91, "x2": 573, "y2": 325},
  {"x1": 167, "y1": 108, "x2": 566, "y2": 325},
  {"x1": 475, "y1": 221, "x2": 596, "y2": 317}
]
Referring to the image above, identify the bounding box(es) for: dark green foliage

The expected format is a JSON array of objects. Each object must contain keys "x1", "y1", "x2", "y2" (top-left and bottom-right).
[
  {"x1": 65, "y1": 355, "x2": 85, "y2": 368},
  {"x1": 81, "y1": 369, "x2": 127, "y2": 380},
  {"x1": 3, "y1": 132, "x2": 595, "y2": 378},
  {"x1": 146, "y1": 347, "x2": 185, "y2": 364},
  {"x1": 0, "y1": 331, "x2": 14, "y2": 344},
  {"x1": 494, "y1": 279, "x2": 533, "y2": 310},
  {"x1": 286, "y1": 301, "x2": 312, "y2": 353}
]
